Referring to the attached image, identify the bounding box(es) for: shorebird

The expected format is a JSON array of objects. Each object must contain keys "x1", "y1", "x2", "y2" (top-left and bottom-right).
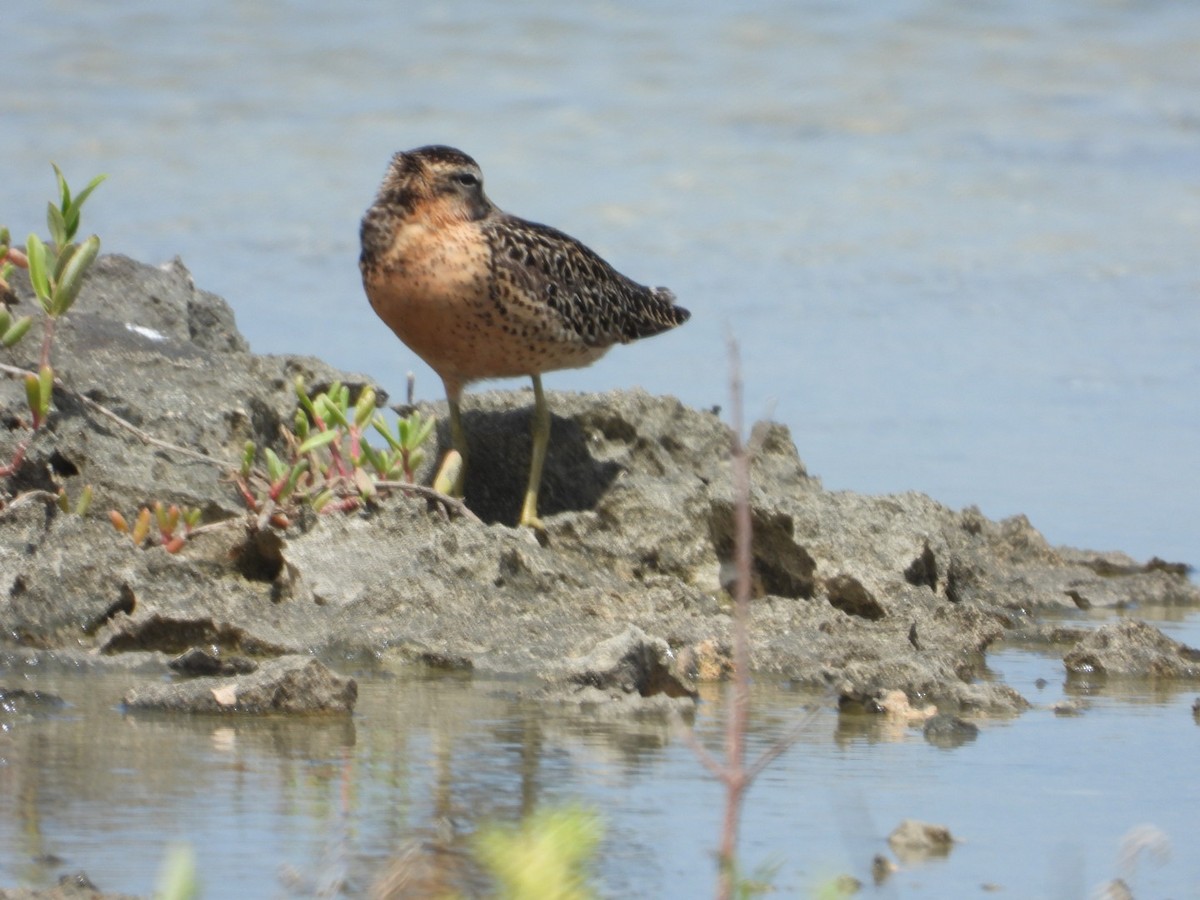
[{"x1": 359, "y1": 145, "x2": 689, "y2": 529}]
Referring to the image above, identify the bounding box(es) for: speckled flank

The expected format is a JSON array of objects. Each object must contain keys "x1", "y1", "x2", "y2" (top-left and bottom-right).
[{"x1": 359, "y1": 145, "x2": 689, "y2": 400}]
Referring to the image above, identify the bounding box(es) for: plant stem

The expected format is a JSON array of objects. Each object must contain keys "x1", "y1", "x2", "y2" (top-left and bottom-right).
[
  {"x1": 716, "y1": 335, "x2": 754, "y2": 900},
  {"x1": 39, "y1": 315, "x2": 56, "y2": 370}
]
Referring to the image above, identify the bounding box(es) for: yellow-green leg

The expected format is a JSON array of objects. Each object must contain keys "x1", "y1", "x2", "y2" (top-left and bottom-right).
[
  {"x1": 518, "y1": 373, "x2": 549, "y2": 530},
  {"x1": 433, "y1": 392, "x2": 467, "y2": 498}
]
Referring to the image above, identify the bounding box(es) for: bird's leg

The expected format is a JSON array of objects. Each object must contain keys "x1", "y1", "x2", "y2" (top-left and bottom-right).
[
  {"x1": 433, "y1": 387, "x2": 468, "y2": 498},
  {"x1": 518, "y1": 374, "x2": 549, "y2": 530}
]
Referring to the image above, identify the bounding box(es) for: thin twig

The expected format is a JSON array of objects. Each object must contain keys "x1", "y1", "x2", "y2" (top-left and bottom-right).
[
  {"x1": 373, "y1": 480, "x2": 481, "y2": 522},
  {"x1": 1, "y1": 489, "x2": 60, "y2": 512},
  {"x1": 678, "y1": 335, "x2": 808, "y2": 900}
]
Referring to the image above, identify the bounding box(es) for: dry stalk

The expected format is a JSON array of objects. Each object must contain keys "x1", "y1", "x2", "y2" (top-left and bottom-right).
[{"x1": 686, "y1": 336, "x2": 811, "y2": 900}]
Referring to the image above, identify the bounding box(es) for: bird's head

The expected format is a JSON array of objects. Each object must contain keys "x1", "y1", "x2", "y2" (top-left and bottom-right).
[{"x1": 376, "y1": 145, "x2": 493, "y2": 224}]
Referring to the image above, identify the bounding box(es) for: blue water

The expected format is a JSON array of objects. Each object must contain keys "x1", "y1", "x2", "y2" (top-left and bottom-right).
[
  {"x1": 2, "y1": 1, "x2": 1200, "y2": 896},
  {"x1": 1, "y1": 662, "x2": 1198, "y2": 899}
]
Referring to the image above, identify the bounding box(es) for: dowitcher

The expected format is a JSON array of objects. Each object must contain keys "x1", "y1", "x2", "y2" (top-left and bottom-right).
[{"x1": 359, "y1": 145, "x2": 689, "y2": 529}]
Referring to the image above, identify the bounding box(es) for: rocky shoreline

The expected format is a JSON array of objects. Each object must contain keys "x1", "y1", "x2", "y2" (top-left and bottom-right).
[{"x1": 2, "y1": 253, "x2": 1198, "y2": 721}]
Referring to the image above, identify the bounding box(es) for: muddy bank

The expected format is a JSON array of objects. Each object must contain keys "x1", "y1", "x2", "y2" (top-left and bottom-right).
[{"x1": 1, "y1": 255, "x2": 1198, "y2": 719}]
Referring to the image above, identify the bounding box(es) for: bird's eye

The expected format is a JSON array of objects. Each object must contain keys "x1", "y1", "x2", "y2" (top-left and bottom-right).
[{"x1": 454, "y1": 172, "x2": 480, "y2": 187}]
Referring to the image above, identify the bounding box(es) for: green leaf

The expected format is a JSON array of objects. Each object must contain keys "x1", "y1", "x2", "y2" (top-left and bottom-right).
[
  {"x1": 65, "y1": 173, "x2": 107, "y2": 235},
  {"x1": 293, "y1": 408, "x2": 310, "y2": 440},
  {"x1": 373, "y1": 415, "x2": 402, "y2": 450},
  {"x1": 297, "y1": 428, "x2": 339, "y2": 455},
  {"x1": 2, "y1": 315, "x2": 33, "y2": 347},
  {"x1": 294, "y1": 376, "x2": 316, "y2": 418},
  {"x1": 154, "y1": 501, "x2": 170, "y2": 534},
  {"x1": 25, "y1": 234, "x2": 51, "y2": 306},
  {"x1": 52, "y1": 239, "x2": 77, "y2": 282},
  {"x1": 321, "y1": 397, "x2": 349, "y2": 429},
  {"x1": 50, "y1": 233, "x2": 100, "y2": 316},
  {"x1": 52, "y1": 163, "x2": 70, "y2": 208},
  {"x1": 240, "y1": 441, "x2": 257, "y2": 478},
  {"x1": 37, "y1": 365, "x2": 54, "y2": 420},
  {"x1": 24, "y1": 373, "x2": 41, "y2": 423},
  {"x1": 75, "y1": 484, "x2": 94, "y2": 517},
  {"x1": 264, "y1": 447, "x2": 285, "y2": 481},
  {"x1": 412, "y1": 414, "x2": 436, "y2": 448},
  {"x1": 46, "y1": 202, "x2": 68, "y2": 250},
  {"x1": 353, "y1": 387, "x2": 377, "y2": 428},
  {"x1": 360, "y1": 444, "x2": 385, "y2": 475},
  {"x1": 280, "y1": 460, "x2": 309, "y2": 501}
]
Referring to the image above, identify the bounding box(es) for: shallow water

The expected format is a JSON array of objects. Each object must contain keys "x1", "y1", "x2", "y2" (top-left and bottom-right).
[
  {"x1": 2, "y1": 2, "x2": 1200, "y2": 896},
  {"x1": 2, "y1": 634, "x2": 1199, "y2": 899}
]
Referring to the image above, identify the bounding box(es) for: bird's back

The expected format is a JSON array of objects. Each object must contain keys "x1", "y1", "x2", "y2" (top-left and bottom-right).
[{"x1": 484, "y1": 214, "x2": 690, "y2": 350}]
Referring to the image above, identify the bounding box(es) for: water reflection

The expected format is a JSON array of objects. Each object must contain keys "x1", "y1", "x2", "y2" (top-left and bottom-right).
[{"x1": 1, "y1": 656, "x2": 1200, "y2": 896}]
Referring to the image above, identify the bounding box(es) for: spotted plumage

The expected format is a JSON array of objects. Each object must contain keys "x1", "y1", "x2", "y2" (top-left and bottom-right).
[{"x1": 360, "y1": 145, "x2": 689, "y2": 528}]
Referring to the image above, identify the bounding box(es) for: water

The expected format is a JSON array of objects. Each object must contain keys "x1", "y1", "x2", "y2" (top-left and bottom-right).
[
  {"x1": 3, "y1": 1, "x2": 1200, "y2": 896},
  {"x1": 1, "y1": 650, "x2": 1198, "y2": 899}
]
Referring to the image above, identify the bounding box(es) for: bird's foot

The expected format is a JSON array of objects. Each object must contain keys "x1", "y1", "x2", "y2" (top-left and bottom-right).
[
  {"x1": 517, "y1": 493, "x2": 545, "y2": 534},
  {"x1": 432, "y1": 450, "x2": 465, "y2": 498}
]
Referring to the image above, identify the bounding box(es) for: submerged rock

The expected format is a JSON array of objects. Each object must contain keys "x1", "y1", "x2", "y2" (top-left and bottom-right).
[
  {"x1": 542, "y1": 624, "x2": 699, "y2": 714},
  {"x1": 123, "y1": 655, "x2": 357, "y2": 715},
  {"x1": 167, "y1": 646, "x2": 258, "y2": 677},
  {"x1": 923, "y1": 713, "x2": 979, "y2": 748},
  {"x1": 0, "y1": 254, "x2": 1197, "y2": 716},
  {"x1": 1063, "y1": 620, "x2": 1200, "y2": 679},
  {"x1": 887, "y1": 819, "x2": 956, "y2": 864}
]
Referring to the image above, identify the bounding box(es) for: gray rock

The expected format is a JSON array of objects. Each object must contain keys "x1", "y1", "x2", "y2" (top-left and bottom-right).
[
  {"x1": 887, "y1": 819, "x2": 955, "y2": 864},
  {"x1": 923, "y1": 713, "x2": 979, "y2": 748},
  {"x1": 167, "y1": 646, "x2": 258, "y2": 677},
  {"x1": 540, "y1": 624, "x2": 698, "y2": 714},
  {"x1": 1, "y1": 254, "x2": 1198, "y2": 717},
  {"x1": 1063, "y1": 620, "x2": 1200, "y2": 678},
  {"x1": 0, "y1": 870, "x2": 138, "y2": 900},
  {"x1": 123, "y1": 655, "x2": 356, "y2": 714},
  {"x1": 1053, "y1": 699, "x2": 1087, "y2": 716}
]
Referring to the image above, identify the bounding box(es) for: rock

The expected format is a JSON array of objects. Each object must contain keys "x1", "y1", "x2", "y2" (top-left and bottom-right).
[
  {"x1": 1, "y1": 254, "x2": 1198, "y2": 716},
  {"x1": 1063, "y1": 620, "x2": 1200, "y2": 678},
  {"x1": 167, "y1": 646, "x2": 258, "y2": 677},
  {"x1": 560, "y1": 625, "x2": 697, "y2": 698},
  {"x1": 0, "y1": 870, "x2": 139, "y2": 899},
  {"x1": 887, "y1": 819, "x2": 956, "y2": 864},
  {"x1": 870, "y1": 854, "x2": 896, "y2": 884},
  {"x1": 1054, "y1": 699, "x2": 1087, "y2": 716},
  {"x1": 923, "y1": 713, "x2": 979, "y2": 747},
  {"x1": 123, "y1": 655, "x2": 357, "y2": 714},
  {"x1": 542, "y1": 625, "x2": 698, "y2": 714}
]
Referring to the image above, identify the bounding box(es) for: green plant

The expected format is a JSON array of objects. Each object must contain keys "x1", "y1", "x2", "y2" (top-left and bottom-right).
[
  {"x1": 56, "y1": 483, "x2": 93, "y2": 517},
  {"x1": 472, "y1": 804, "x2": 603, "y2": 900},
  {"x1": 0, "y1": 164, "x2": 105, "y2": 466},
  {"x1": 155, "y1": 843, "x2": 199, "y2": 900},
  {"x1": 233, "y1": 377, "x2": 437, "y2": 524}
]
